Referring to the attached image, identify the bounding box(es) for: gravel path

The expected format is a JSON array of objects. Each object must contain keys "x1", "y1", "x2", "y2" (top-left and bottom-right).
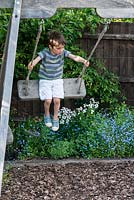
[{"x1": 1, "y1": 159, "x2": 134, "y2": 200}]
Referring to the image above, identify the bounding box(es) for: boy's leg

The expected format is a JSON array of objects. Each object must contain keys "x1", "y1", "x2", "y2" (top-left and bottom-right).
[
  {"x1": 52, "y1": 79, "x2": 64, "y2": 131},
  {"x1": 44, "y1": 99, "x2": 52, "y2": 117},
  {"x1": 53, "y1": 98, "x2": 61, "y2": 120},
  {"x1": 44, "y1": 99, "x2": 52, "y2": 127},
  {"x1": 52, "y1": 97, "x2": 60, "y2": 131},
  {"x1": 39, "y1": 80, "x2": 53, "y2": 127}
]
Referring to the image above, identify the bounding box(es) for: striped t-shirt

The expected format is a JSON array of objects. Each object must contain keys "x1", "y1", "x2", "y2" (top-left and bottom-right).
[{"x1": 38, "y1": 48, "x2": 71, "y2": 80}]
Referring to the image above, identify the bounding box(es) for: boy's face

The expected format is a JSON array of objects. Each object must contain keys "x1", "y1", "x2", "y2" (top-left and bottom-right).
[{"x1": 49, "y1": 40, "x2": 65, "y2": 55}]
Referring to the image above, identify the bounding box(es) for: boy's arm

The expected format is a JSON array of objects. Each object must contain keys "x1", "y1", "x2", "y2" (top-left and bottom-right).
[
  {"x1": 68, "y1": 53, "x2": 89, "y2": 67},
  {"x1": 28, "y1": 56, "x2": 41, "y2": 71}
]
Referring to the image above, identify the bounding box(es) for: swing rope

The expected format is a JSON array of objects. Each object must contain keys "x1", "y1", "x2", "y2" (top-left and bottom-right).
[
  {"x1": 25, "y1": 19, "x2": 44, "y2": 96},
  {"x1": 77, "y1": 21, "x2": 111, "y2": 93}
]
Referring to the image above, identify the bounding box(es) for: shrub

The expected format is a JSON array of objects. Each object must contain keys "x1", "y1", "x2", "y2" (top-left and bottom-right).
[
  {"x1": 48, "y1": 140, "x2": 77, "y2": 159},
  {"x1": 7, "y1": 101, "x2": 134, "y2": 160},
  {"x1": 84, "y1": 59, "x2": 124, "y2": 108}
]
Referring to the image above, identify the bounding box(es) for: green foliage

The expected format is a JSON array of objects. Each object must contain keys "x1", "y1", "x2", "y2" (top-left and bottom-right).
[
  {"x1": 84, "y1": 59, "x2": 123, "y2": 108},
  {"x1": 0, "y1": 9, "x2": 11, "y2": 64},
  {"x1": 0, "y1": 8, "x2": 124, "y2": 107},
  {"x1": 0, "y1": 8, "x2": 104, "y2": 79},
  {"x1": 113, "y1": 19, "x2": 134, "y2": 23},
  {"x1": 48, "y1": 140, "x2": 77, "y2": 159},
  {"x1": 2, "y1": 164, "x2": 12, "y2": 185},
  {"x1": 7, "y1": 102, "x2": 134, "y2": 160},
  {"x1": 8, "y1": 117, "x2": 77, "y2": 159},
  {"x1": 0, "y1": 8, "x2": 124, "y2": 109},
  {"x1": 74, "y1": 105, "x2": 134, "y2": 158}
]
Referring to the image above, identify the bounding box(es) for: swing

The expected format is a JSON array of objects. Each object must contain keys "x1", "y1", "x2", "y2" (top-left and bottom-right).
[{"x1": 17, "y1": 20, "x2": 110, "y2": 100}]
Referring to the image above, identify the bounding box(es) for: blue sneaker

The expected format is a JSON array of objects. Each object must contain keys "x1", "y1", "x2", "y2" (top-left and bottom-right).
[
  {"x1": 44, "y1": 116, "x2": 52, "y2": 128},
  {"x1": 52, "y1": 119, "x2": 59, "y2": 131}
]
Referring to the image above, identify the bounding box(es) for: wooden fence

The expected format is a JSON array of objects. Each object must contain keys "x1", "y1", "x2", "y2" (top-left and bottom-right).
[
  {"x1": 11, "y1": 22, "x2": 134, "y2": 119},
  {"x1": 79, "y1": 22, "x2": 134, "y2": 105}
]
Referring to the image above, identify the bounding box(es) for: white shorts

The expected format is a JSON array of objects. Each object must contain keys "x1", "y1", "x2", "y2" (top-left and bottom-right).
[{"x1": 39, "y1": 79, "x2": 64, "y2": 100}]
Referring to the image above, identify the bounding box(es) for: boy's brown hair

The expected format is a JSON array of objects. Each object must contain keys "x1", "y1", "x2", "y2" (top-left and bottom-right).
[{"x1": 48, "y1": 30, "x2": 66, "y2": 48}]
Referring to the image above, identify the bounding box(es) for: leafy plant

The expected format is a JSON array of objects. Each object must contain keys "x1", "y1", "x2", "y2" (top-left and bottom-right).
[
  {"x1": 2, "y1": 164, "x2": 12, "y2": 185},
  {"x1": 0, "y1": 9, "x2": 11, "y2": 64},
  {"x1": 7, "y1": 101, "x2": 134, "y2": 160},
  {"x1": 84, "y1": 59, "x2": 124, "y2": 108},
  {"x1": 48, "y1": 140, "x2": 77, "y2": 159}
]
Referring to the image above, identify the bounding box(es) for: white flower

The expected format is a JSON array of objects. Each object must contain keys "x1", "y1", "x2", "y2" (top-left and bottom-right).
[
  {"x1": 91, "y1": 110, "x2": 94, "y2": 114},
  {"x1": 59, "y1": 98, "x2": 99, "y2": 124}
]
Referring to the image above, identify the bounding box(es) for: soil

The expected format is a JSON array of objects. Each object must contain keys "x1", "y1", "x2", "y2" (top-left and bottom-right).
[{"x1": 1, "y1": 159, "x2": 134, "y2": 200}]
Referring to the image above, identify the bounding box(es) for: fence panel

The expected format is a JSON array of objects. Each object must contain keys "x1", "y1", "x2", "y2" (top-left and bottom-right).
[{"x1": 81, "y1": 22, "x2": 134, "y2": 106}]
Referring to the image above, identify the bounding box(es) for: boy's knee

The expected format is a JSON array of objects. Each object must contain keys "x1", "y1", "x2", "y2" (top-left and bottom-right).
[
  {"x1": 53, "y1": 98, "x2": 60, "y2": 105},
  {"x1": 45, "y1": 99, "x2": 52, "y2": 105}
]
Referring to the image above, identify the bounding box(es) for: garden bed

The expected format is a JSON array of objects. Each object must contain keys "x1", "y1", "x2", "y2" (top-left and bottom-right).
[{"x1": 1, "y1": 158, "x2": 134, "y2": 200}]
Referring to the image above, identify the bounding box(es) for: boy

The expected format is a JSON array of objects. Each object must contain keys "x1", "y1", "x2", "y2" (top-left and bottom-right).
[{"x1": 28, "y1": 30, "x2": 89, "y2": 131}]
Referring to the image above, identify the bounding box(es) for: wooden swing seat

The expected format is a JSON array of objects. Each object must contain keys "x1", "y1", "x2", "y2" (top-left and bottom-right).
[{"x1": 17, "y1": 78, "x2": 86, "y2": 100}]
